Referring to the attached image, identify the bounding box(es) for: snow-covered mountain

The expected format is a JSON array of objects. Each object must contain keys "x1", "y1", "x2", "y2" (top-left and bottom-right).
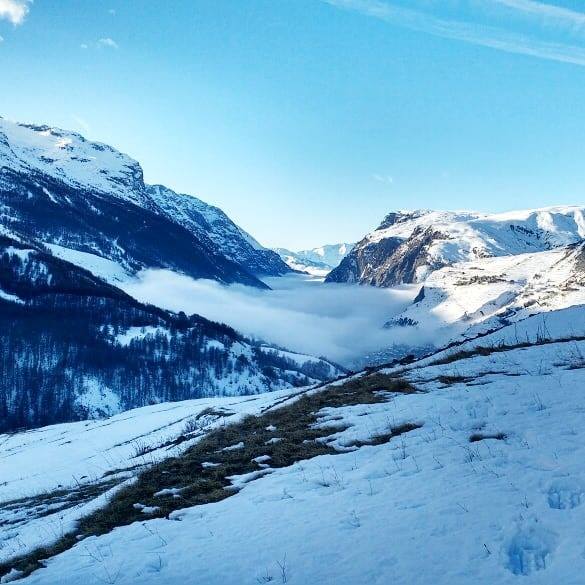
[
  {"x1": 327, "y1": 207, "x2": 585, "y2": 286},
  {"x1": 0, "y1": 234, "x2": 341, "y2": 432},
  {"x1": 385, "y1": 241, "x2": 585, "y2": 350},
  {"x1": 0, "y1": 118, "x2": 290, "y2": 288},
  {"x1": 4, "y1": 304, "x2": 585, "y2": 584},
  {"x1": 275, "y1": 243, "x2": 354, "y2": 276},
  {"x1": 148, "y1": 185, "x2": 290, "y2": 276}
]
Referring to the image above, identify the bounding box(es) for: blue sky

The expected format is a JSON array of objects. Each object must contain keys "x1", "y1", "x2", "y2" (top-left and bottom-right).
[{"x1": 1, "y1": 0, "x2": 585, "y2": 249}]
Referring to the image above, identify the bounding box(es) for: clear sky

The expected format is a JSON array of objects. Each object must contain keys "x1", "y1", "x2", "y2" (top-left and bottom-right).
[{"x1": 1, "y1": 0, "x2": 585, "y2": 249}]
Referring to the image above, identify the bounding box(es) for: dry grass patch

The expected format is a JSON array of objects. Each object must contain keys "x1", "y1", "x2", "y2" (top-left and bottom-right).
[{"x1": 0, "y1": 372, "x2": 419, "y2": 581}]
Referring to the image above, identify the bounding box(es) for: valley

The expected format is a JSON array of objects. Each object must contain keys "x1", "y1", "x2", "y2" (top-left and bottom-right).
[
  {"x1": 4, "y1": 2, "x2": 585, "y2": 582},
  {"x1": 1, "y1": 117, "x2": 585, "y2": 585}
]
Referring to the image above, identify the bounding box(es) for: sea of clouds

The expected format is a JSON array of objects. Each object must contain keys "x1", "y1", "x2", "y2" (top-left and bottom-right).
[{"x1": 122, "y1": 271, "x2": 428, "y2": 366}]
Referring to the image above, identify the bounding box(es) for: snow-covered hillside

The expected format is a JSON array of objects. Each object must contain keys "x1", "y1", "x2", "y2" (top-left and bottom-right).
[
  {"x1": 327, "y1": 207, "x2": 585, "y2": 286},
  {"x1": 0, "y1": 117, "x2": 287, "y2": 287},
  {"x1": 0, "y1": 234, "x2": 342, "y2": 432},
  {"x1": 4, "y1": 304, "x2": 585, "y2": 584},
  {"x1": 385, "y1": 241, "x2": 585, "y2": 350},
  {"x1": 275, "y1": 243, "x2": 353, "y2": 276},
  {"x1": 0, "y1": 390, "x2": 300, "y2": 570}
]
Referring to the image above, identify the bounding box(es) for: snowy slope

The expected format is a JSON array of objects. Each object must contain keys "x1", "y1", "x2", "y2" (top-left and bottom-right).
[
  {"x1": 327, "y1": 207, "x2": 585, "y2": 286},
  {"x1": 275, "y1": 243, "x2": 354, "y2": 276},
  {"x1": 148, "y1": 185, "x2": 290, "y2": 276},
  {"x1": 46, "y1": 244, "x2": 132, "y2": 283},
  {"x1": 385, "y1": 241, "x2": 585, "y2": 349},
  {"x1": 6, "y1": 305, "x2": 585, "y2": 584},
  {"x1": 0, "y1": 119, "x2": 146, "y2": 205},
  {"x1": 0, "y1": 390, "x2": 302, "y2": 568}
]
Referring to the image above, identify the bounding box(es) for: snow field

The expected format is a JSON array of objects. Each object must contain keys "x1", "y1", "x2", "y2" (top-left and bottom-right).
[{"x1": 10, "y1": 333, "x2": 585, "y2": 584}]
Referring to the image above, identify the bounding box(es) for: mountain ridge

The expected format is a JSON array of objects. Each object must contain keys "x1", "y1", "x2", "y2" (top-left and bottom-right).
[
  {"x1": 275, "y1": 242, "x2": 354, "y2": 275},
  {"x1": 327, "y1": 206, "x2": 585, "y2": 286},
  {"x1": 0, "y1": 117, "x2": 290, "y2": 288}
]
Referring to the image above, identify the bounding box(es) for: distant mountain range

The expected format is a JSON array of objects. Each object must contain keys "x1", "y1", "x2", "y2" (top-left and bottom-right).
[
  {"x1": 275, "y1": 243, "x2": 354, "y2": 276},
  {"x1": 326, "y1": 207, "x2": 585, "y2": 361}
]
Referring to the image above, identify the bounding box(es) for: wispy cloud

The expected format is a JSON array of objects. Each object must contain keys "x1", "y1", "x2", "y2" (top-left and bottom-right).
[
  {"x1": 0, "y1": 0, "x2": 30, "y2": 25},
  {"x1": 373, "y1": 173, "x2": 394, "y2": 185},
  {"x1": 324, "y1": 0, "x2": 585, "y2": 66},
  {"x1": 72, "y1": 115, "x2": 91, "y2": 135},
  {"x1": 490, "y1": 0, "x2": 585, "y2": 28},
  {"x1": 98, "y1": 37, "x2": 119, "y2": 49}
]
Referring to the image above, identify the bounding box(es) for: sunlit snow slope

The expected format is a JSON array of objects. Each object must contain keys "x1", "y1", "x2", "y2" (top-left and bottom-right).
[{"x1": 4, "y1": 305, "x2": 585, "y2": 584}]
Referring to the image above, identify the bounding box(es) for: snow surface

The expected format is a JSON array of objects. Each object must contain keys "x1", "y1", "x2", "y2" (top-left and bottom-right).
[
  {"x1": 0, "y1": 390, "x2": 301, "y2": 566},
  {"x1": 46, "y1": 244, "x2": 131, "y2": 284},
  {"x1": 11, "y1": 317, "x2": 585, "y2": 584},
  {"x1": 115, "y1": 326, "x2": 171, "y2": 347},
  {"x1": 0, "y1": 288, "x2": 23, "y2": 304}
]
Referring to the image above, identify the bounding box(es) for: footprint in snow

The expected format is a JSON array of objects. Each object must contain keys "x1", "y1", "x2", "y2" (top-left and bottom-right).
[
  {"x1": 547, "y1": 478, "x2": 585, "y2": 510},
  {"x1": 505, "y1": 523, "x2": 557, "y2": 576}
]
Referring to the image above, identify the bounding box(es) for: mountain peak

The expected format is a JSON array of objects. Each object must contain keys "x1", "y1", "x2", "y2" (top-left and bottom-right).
[
  {"x1": 0, "y1": 117, "x2": 146, "y2": 205},
  {"x1": 377, "y1": 210, "x2": 432, "y2": 230}
]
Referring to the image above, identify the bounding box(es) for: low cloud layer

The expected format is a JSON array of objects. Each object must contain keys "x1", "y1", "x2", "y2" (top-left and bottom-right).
[{"x1": 122, "y1": 272, "x2": 426, "y2": 366}]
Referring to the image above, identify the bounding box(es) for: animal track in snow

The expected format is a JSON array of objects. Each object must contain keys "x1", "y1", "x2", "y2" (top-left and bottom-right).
[
  {"x1": 547, "y1": 478, "x2": 585, "y2": 510},
  {"x1": 505, "y1": 524, "x2": 557, "y2": 576}
]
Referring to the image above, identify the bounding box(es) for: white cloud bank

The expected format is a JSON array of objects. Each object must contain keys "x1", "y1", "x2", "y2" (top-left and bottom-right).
[
  {"x1": 0, "y1": 0, "x2": 30, "y2": 25},
  {"x1": 324, "y1": 0, "x2": 585, "y2": 66},
  {"x1": 122, "y1": 272, "x2": 427, "y2": 366}
]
